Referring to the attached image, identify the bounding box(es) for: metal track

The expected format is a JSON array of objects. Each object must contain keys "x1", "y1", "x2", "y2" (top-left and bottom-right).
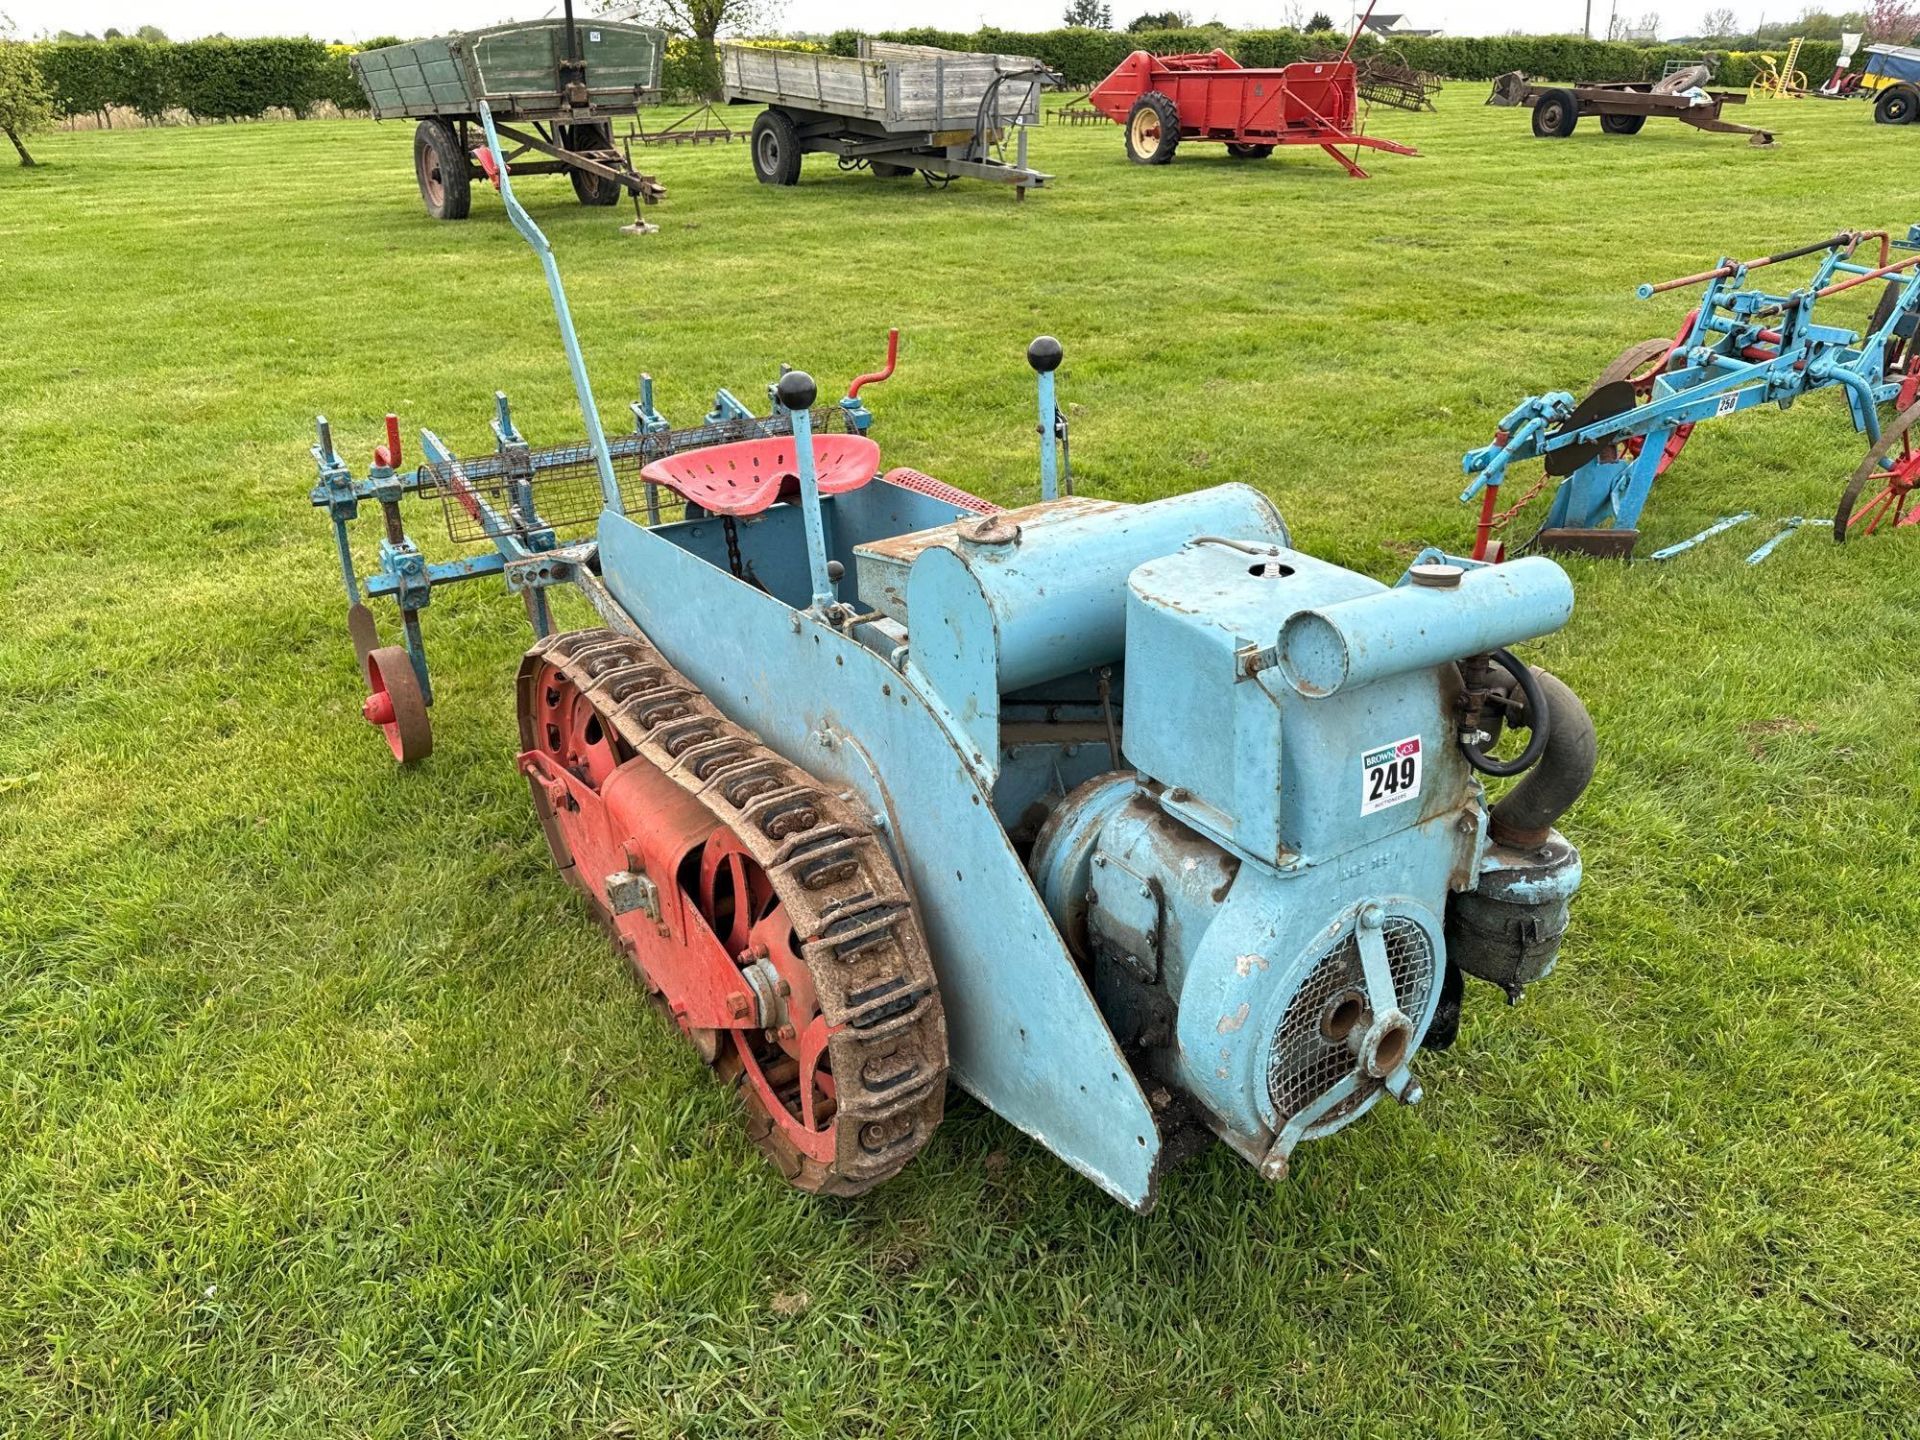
[{"x1": 517, "y1": 626, "x2": 947, "y2": 1195}]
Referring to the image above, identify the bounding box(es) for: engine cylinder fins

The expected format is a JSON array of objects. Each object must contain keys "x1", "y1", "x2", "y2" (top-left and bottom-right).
[
  {"x1": 515, "y1": 627, "x2": 948, "y2": 1197},
  {"x1": 1264, "y1": 914, "x2": 1438, "y2": 1137}
]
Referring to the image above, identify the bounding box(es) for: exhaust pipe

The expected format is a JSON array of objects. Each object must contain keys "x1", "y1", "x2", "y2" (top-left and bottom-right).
[{"x1": 1488, "y1": 669, "x2": 1595, "y2": 848}]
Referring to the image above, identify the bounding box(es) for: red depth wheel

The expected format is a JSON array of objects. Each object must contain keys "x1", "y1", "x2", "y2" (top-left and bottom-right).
[{"x1": 362, "y1": 645, "x2": 431, "y2": 764}]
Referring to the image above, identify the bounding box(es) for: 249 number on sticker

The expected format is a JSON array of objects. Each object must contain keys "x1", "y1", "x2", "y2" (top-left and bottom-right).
[{"x1": 1360, "y1": 736, "x2": 1422, "y2": 816}]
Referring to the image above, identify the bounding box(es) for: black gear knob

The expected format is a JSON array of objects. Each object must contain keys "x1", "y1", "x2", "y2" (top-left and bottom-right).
[
  {"x1": 776, "y1": 370, "x2": 817, "y2": 413},
  {"x1": 1027, "y1": 336, "x2": 1063, "y2": 373}
]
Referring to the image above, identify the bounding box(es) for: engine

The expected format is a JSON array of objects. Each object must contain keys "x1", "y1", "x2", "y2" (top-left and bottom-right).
[{"x1": 1026, "y1": 536, "x2": 1593, "y2": 1181}]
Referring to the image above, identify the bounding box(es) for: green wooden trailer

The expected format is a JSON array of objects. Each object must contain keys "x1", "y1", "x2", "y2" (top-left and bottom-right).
[{"x1": 351, "y1": 10, "x2": 668, "y2": 223}]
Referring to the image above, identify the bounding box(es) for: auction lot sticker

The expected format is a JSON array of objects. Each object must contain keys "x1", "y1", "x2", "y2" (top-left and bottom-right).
[{"x1": 1361, "y1": 736, "x2": 1422, "y2": 816}]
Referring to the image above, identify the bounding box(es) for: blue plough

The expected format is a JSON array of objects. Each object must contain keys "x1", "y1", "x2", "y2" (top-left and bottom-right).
[{"x1": 1462, "y1": 225, "x2": 1920, "y2": 561}]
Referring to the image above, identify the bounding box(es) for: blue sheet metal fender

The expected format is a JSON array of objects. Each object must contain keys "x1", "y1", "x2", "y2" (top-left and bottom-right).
[{"x1": 597, "y1": 510, "x2": 1163, "y2": 1209}]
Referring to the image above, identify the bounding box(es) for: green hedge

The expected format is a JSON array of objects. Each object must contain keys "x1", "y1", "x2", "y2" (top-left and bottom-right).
[
  {"x1": 828, "y1": 24, "x2": 1840, "y2": 90},
  {"x1": 36, "y1": 29, "x2": 1844, "y2": 121},
  {"x1": 35, "y1": 37, "x2": 365, "y2": 121}
]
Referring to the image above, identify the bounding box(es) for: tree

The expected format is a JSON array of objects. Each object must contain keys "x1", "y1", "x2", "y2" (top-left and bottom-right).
[
  {"x1": 135, "y1": 25, "x2": 168, "y2": 42},
  {"x1": 611, "y1": 0, "x2": 785, "y2": 97},
  {"x1": 1063, "y1": 0, "x2": 1114, "y2": 24},
  {"x1": 1867, "y1": 0, "x2": 1920, "y2": 41},
  {"x1": 1308, "y1": 10, "x2": 1336, "y2": 29},
  {"x1": 1699, "y1": 5, "x2": 1740, "y2": 35},
  {"x1": 1127, "y1": 8, "x2": 1189, "y2": 27},
  {"x1": 0, "y1": 25, "x2": 53, "y2": 166}
]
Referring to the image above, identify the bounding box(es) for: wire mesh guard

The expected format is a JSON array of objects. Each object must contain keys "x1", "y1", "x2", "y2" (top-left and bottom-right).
[
  {"x1": 1265, "y1": 916, "x2": 1436, "y2": 1129},
  {"x1": 419, "y1": 408, "x2": 856, "y2": 545}
]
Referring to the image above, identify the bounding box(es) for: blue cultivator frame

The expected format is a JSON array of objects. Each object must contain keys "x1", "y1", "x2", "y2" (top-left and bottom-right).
[
  {"x1": 310, "y1": 106, "x2": 899, "y2": 756},
  {"x1": 1462, "y1": 226, "x2": 1920, "y2": 561}
]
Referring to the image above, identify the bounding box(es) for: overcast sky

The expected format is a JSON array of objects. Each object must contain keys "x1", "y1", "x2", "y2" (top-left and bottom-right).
[{"x1": 1, "y1": 0, "x2": 1781, "y2": 44}]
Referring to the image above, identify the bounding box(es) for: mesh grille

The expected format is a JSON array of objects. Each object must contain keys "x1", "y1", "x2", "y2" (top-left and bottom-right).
[
  {"x1": 1265, "y1": 916, "x2": 1437, "y2": 1128},
  {"x1": 421, "y1": 408, "x2": 855, "y2": 544}
]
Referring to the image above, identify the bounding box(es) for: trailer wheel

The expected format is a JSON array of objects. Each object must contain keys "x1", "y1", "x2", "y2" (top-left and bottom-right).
[
  {"x1": 1531, "y1": 89, "x2": 1580, "y2": 137},
  {"x1": 1599, "y1": 113, "x2": 1646, "y2": 135},
  {"x1": 750, "y1": 108, "x2": 804, "y2": 185},
  {"x1": 562, "y1": 122, "x2": 621, "y2": 206},
  {"x1": 1125, "y1": 92, "x2": 1180, "y2": 164},
  {"x1": 413, "y1": 119, "x2": 471, "y2": 220},
  {"x1": 1874, "y1": 83, "x2": 1918, "y2": 124},
  {"x1": 1226, "y1": 143, "x2": 1275, "y2": 159}
]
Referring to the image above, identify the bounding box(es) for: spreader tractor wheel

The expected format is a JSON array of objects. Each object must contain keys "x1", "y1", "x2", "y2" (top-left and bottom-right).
[
  {"x1": 1125, "y1": 91, "x2": 1181, "y2": 164},
  {"x1": 1875, "y1": 83, "x2": 1919, "y2": 125},
  {"x1": 1836, "y1": 401, "x2": 1920, "y2": 540},
  {"x1": 1226, "y1": 142, "x2": 1275, "y2": 159},
  {"x1": 363, "y1": 645, "x2": 432, "y2": 764},
  {"x1": 750, "y1": 108, "x2": 804, "y2": 186},
  {"x1": 1531, "y1": 88, "x2": 1580, "y2": 138},
  {"x1": 1600, "y1": 113, "x2": 1646, "y2": 135},
  {"x1": 516, "y1": 629, "x2": 948, "y2": 1197},
  {"x1": 413, "y1": 119, "x2": 472, "y2": 221}
]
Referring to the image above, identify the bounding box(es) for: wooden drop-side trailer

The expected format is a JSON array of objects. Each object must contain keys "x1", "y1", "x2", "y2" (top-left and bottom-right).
[
  {"x1": 720, "y1": 40, "x2": 1054, "y2": 195},
  {"x1": 352, "y1": 16, "x2": 668, "y2": 220}
]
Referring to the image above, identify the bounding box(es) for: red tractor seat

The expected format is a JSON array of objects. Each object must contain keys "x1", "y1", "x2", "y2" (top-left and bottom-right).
[{"x1": 640, "y1": 434, "x2": 881, "y2": 518}]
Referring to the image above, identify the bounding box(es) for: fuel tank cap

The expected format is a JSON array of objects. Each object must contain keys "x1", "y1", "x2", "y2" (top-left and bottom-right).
[{"x1": 1409, "y1": 562, "x2": 1466, "y2": 589}]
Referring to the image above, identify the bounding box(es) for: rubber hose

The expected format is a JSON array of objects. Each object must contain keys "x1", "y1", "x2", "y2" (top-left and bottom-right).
[
  {"x1": 1489, "y1": 669, "x2": 1596, "y2": 848},
  {"x1": 1462, "y1": 649, "x2": 1550, "y2": 778}
]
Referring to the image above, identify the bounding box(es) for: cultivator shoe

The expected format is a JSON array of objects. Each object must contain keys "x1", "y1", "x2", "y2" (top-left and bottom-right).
[
  {"x1": 309, "y1": 104, "x2": 1596, "y2": 1211},
  {"x1": 1464, "y1": 225, "x2": 1920, "y2": 559}
]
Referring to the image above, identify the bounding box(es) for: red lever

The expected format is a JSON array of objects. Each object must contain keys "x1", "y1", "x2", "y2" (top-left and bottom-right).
[
  {"x1": 473, "y1": 146, "x2": 502, "y2": 190},
  {"x1": 373, "y1": 413, "x2": 402, "y2": 470},
  {"x1": 847, "y1": 328, "x2": 900, "y2": 399}
]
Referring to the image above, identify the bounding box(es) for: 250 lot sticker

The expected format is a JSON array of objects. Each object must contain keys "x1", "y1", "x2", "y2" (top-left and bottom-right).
[{"x1": 1360, "y1": 736, "x2": 1422, "y2": 816}]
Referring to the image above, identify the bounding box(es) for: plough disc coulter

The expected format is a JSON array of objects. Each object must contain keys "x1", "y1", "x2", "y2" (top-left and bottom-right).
[{"x1": 1462, "y1": 226, "x2": 1920, "y2": 560}]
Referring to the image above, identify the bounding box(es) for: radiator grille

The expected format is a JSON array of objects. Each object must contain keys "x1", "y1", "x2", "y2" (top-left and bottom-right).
[{"x1": 1265, "y1": 916, "x2": 1436, "y2": 1128}]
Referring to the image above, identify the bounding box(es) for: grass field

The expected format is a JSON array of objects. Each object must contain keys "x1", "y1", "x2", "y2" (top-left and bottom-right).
[{"x1": 3, "y1": 89, "x2": 1919, "y2": 1438}]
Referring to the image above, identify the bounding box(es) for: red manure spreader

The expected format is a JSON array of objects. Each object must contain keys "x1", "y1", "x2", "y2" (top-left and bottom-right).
[{"x1": 1086, "y1": 18, "x2": 1416, "y2": 177}]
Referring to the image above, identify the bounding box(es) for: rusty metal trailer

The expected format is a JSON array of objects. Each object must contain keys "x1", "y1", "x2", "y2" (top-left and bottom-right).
[
  {"x1": 352, "y1": 6, "x2": 669, "y2": 225},
  {"x1": 720, "y1": 40, "x2": 1053, "y2": 194},
  {"x1": 1487, "y1": 67, "x2": 1776, "y2": 146}
]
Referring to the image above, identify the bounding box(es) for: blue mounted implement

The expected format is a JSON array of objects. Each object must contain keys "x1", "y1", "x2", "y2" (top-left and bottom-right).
[
  {"x1": 1462, "y1": 226, "x2": 1920, "y2": 559},
  {"x1": 309, "y1": 106, "x2": 1595, "y2": 1209}
]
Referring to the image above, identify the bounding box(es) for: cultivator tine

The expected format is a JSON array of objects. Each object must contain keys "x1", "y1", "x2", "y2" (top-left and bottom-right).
[{"x1": 347, "y1": 603, "x2": 380, "y2": 666}]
